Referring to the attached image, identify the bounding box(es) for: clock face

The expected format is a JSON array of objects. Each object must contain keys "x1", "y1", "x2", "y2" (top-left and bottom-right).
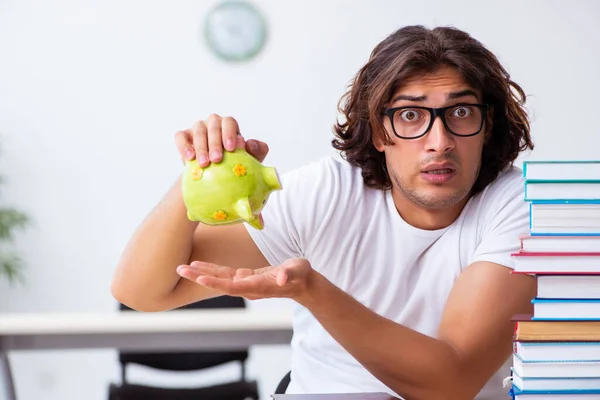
[{"x1": 204, "y1": 1, "x2": 268, "y2": 62}]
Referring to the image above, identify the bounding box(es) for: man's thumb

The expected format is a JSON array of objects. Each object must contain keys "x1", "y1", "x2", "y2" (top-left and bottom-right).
[
  {"x1": 246, "y1": 139, "x2": 269, "y2": 162},
  {"x1": 275, "y1": 268, "x2": 288, "y2": 287}
]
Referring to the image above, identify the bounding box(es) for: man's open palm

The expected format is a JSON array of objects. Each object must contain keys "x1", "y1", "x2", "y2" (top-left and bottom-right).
[{"x1": 176, "y1": 257, "x2": 313, "y2": 301}]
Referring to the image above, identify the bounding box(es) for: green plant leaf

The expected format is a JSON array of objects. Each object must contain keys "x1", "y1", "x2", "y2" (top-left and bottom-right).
[
  {"x1": 0, "y1": 251, "x2": 25, "y2": 284},
  {"x1": 0, "y1": 208, "x2": 28, "y2": 240}
]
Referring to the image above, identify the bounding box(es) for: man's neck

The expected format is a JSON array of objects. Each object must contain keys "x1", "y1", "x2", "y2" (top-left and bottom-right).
[{"x1": 390, "y1": 187, "x2": 469, "y2": 231}]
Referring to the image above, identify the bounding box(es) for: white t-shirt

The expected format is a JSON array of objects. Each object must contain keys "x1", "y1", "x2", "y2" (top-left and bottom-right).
[{"x1": 245, "y1": 156, "x2": 529, "y2": 400}]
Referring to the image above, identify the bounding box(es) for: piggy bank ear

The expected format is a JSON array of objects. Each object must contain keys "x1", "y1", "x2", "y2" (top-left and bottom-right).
[{"x1": 262, "y1": 166, "x2": 282, "y2": 191}]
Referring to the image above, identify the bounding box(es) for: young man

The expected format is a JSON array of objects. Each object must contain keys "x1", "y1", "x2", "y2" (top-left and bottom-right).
[{"x1": 112, "y1": 25, "x2": 536, "y2": 400}]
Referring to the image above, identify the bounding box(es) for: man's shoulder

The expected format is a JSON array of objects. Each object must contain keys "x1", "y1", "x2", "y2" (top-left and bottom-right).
[
  {"x1": 282, "y1": 154, "x2": 362, "y2": 187},
  {"x1": 462, "y1": 165, "x2": 528, "y2": 237},
  {"x1": 287, "y1": 154, "x2": 356, "y2": 172},
  {"x1": 466, "y1": 165, "x2": 526, "y2": 224},
  {"x1": 479, "y1": 165, "x2": 525, "y2": 200}
]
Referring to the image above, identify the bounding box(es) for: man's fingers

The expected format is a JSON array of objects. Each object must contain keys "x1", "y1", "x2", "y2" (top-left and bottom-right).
[
  {"x1": 276, "y1": 269, "x2": 289, "y2": 286},
  {"x1": 234, "y1": 268, "x2": 255, "y2": 281},
  {"x1": 177, "y1": 261, "x2": 235, "y2": 279},
  {"x1": 192, "y1": 121, "x2": 209, "y2": 167},
  {"x1": 202, "y1": 275, "x2": 270, "y2": 294},
  {"x1": 235, "y1": 134, "x2": 246, "y2": 150},
  {"x1": 175, "y1": 129, "x2": 194, "y2": 162},
  {"x1": 176, "y1": 115, "x2": 268, "y2": 168},
  {"x1": 245, "y1": 139, "x2": 269, "y2": 162},
  {"x1": 221, "y1": 116, "x2": 239, "y2": 152},
  {"x1": 196, "y1": 276, "x2": 255, "y2": 295},
  {"x1": 205, "y1": 114, "x2": 223, "y2": 163},
  {"x1": 177, "y1": 267, "x2": 204, "y2": 281}
]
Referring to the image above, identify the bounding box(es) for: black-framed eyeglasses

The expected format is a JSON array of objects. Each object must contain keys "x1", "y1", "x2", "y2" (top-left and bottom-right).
[{"x1": 383, "y1": 103, "x2": 489, "y2": 140}]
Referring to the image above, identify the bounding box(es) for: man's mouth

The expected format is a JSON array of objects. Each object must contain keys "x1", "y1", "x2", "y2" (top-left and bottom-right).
[
  {"x1": 422, "y1": 168, "x2": 455, "y2": 175},
  {"x1": 419, "y1": 163, "x2": 458, "y2": 183}
]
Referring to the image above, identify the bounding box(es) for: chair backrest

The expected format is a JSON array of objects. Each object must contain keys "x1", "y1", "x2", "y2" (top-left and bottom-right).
[{"x1": 118, "y1": 296, "x2": 249, "y2": 377}]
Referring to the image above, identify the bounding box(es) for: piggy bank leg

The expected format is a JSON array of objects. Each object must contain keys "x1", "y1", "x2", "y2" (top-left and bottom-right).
[
  {"x1": 235, "y1": 198, "x2": 264, "y2": 230},
  {"x1": 246, "y1": 214, "x2": 264, "y2": 230}
]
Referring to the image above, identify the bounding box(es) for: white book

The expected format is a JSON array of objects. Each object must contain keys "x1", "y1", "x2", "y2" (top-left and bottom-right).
[
  {"x1": 537, "y1": 275, "x2": 600, "y2": 299},
  {"x1": 521, "y1": 236, "x2": 600, "y2": 252},
  {"x1": 532, "y1": 298, "x2": 600, "y2": 320},
  {"x1": 524, "y1": 161, "x2": 600, "y2": 181},
  {"x1": 515, "y1": 342, "x2": 600, "y2": 362},
  {"x1": 531, "y1": 226, "x2": 600, "y2": 234},
  {"x1": 513, "y1": 354, "x2": 600, "y2": 378},
  {"x1": 532, "y1": 203, "x2": 600, "y2": 220},
  {"x1": 529, "y1": 203, "x2": 600, "y2": 234},
  {"x1": 525, "y1": 182, "x2": 600, "y2": 201}
]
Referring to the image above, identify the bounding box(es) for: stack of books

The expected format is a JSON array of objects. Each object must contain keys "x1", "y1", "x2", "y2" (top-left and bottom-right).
[{"x1": 509, "y1": 160, "x2": 600, "y2": 399}]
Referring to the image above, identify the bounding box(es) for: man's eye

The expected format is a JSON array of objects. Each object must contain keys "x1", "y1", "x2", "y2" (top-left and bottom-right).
[
  {"x1": 400, "y1": 109, "x2": 422, "y2": 121},
  {"x1": 452, "y1": 107, "x2": 472, "y2": 118}
]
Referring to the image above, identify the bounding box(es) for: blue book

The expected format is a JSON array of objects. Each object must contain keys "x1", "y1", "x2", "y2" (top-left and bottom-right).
[
  {"x1": 515, "y1": 341, "x2": 600, "y2": 363},
  {"x1": 511, "y1": 371, "x2": 600, "y2": 392},
  {"x1": 510, "y1": 384, "x2": 600, "y2": 399},
  {"x1": 528, "y1": 200, "x2": 600, "y2": 236},
  {"x1": 512, "y1": 353, "x2": 600, "y2": 378},
  {"x1": 532, "y1": 298, "x2": 600, "y2": 321}
]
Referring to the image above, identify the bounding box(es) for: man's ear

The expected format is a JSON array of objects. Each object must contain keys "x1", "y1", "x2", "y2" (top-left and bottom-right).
[
  {"x1": 373, "y1": 131, "x2": 386, "y2": 152},
  {"x1": 373, "y1": 120, "x2": 390, "y2": 152}
]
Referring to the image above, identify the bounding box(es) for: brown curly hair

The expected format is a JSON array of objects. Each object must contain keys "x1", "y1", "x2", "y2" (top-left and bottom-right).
[{"x1": 332, "y1": 25, "x2": 533, "y2": 195}]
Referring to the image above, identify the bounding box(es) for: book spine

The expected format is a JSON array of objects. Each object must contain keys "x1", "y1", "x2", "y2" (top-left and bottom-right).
[{"x1": 530, "y1": 199, "x2": 600, "y2": 204}]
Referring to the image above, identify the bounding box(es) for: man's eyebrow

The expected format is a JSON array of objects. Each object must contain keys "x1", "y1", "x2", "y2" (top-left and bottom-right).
[
  {"x1": 389, "y1": 89, "x2": 478, "y2": 104},
  {"x1": 448, "y1": 89, "x2": 478, "y2": 100},
  {"x1": 390, "y1": 94, "x2": 427, "y2": 103}
]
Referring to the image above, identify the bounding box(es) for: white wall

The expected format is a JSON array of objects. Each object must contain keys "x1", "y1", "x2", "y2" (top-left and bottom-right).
[{"x1": 0, "y1": 0, "x2": 598, "y2": 399}]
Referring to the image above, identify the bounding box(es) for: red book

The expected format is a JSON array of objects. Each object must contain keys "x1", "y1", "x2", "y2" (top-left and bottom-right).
[{"x1": 519, "y1": 234, "x2": 600, "y2": 253}]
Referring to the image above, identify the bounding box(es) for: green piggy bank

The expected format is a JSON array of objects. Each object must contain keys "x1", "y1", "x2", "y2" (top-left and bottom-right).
[{"x1": 181, "y1": 149, "x2": 282, "y2": 230}]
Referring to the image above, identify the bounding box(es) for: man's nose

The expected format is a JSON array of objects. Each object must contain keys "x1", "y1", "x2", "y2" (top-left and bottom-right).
[{"x1": 425, "y1": 116, "x2": 455, "y2": 154}]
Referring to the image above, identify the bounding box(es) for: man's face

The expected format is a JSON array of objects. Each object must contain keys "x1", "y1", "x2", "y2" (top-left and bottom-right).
[{"x1": 375, "y1": 66, "x2": 488, "y2": 210}]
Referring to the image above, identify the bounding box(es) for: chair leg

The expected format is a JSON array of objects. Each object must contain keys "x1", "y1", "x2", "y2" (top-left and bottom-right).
[
  {"x1": 121, "y1": 363, "x2": 127, "y2": 384},
  {"x1": 241, "y1": 361, "x2": 246, "y2": 381},
  {"x1": 0, "y1": 351, "x2": 17, "y2": 400},
  {"x1": 275, "y1": 370, "x2": 291, "y2": 394}
]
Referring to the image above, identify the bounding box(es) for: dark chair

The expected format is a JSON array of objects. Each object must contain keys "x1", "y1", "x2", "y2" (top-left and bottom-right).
[
  {"x1": 108, "y1": 296, "x2": 259, "y2": 400},
  {"x1": 274, "y1": 370, "x2": 291, "y2": 394}
]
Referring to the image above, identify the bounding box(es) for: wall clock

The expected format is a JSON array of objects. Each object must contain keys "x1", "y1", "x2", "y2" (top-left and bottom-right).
[{"x1": 204, "y1": 1, "x2": 268, "y2": 62}]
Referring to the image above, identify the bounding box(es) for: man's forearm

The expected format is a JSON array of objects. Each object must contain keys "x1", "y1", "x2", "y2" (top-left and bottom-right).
[
  {"x1": 298, "y1": 271, "x2": 467, "y2": 400},
  {"x1": 112, "y1": 177, "x2": 198, "y2": 311}
]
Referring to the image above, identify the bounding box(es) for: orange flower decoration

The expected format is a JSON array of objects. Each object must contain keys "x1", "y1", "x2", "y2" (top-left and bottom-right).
[
  {"x1": 191, "y1": 166, "x2": 203, "y2": 181},
  {"x1": 213, "y1": 210, "x2": 228, "y2": 221},
  {"x1": 233, "y1": 164, "x2": 247, "y2": 177}
]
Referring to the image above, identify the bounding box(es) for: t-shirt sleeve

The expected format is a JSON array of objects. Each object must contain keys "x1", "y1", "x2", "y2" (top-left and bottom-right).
[
  {"x1": 470, "y1": 171, "x2": 529, "y2": 269},
  {"x1": 244, "y1": 157, "x2": 341, "y2": 266}
]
